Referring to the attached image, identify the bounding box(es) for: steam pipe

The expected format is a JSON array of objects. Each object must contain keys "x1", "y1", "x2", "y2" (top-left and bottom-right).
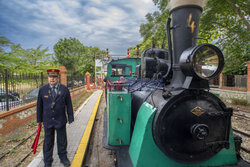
[{"x1": 163, "y1": 18, "x2": 173, "y2": 80}]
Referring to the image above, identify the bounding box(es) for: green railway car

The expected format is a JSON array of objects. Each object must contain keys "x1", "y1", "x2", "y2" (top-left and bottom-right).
[{"x1": 106, "y1": 58, "x2": 140, "y2": 82}]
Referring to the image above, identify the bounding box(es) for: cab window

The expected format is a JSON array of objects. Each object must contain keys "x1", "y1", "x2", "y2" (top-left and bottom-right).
[{"x1": 111, "y1": 64, "x2": 132, "y2": 77}]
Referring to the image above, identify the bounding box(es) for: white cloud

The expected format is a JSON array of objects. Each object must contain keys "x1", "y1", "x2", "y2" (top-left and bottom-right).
[{"x1": 0, "y1": 0, "x2": 158, "y2": 54}]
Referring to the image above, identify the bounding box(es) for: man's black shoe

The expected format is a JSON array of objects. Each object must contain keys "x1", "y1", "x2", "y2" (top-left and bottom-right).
[{"x1": 60, "y1": 158, "x2": 70, "y2": 167}]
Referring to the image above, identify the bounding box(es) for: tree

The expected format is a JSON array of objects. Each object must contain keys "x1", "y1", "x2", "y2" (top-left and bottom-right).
[
  {"x1": 78, "y1": 46, "x2": 105, "y2": 75},
  {"x1": 139, "y1": 9, "x2": 169, "y2": 50},
  {"x1": 54, "y1": 37, "x2": 85, "y2": 72},
  {"x1": 0, "y1": 36, "x2": 52, "y2": 73},
  {"x1": 132, "y1": 0, "x2": 249, "y2": 75},
  {"x1": 53, "y1": 37, "x2": 105, "y2": 76},
  {"x1": 0, "y1": 37, "x2": 18, "y2": 72},
  {"x1": 0, "y1": 36, "x2": 13, "y2": 53},
  {"x1": 199, "y1": 0, "x2": 250, "y2": 75}
]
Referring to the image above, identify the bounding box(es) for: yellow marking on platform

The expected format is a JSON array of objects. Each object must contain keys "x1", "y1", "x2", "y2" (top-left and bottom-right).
[{"x1": 71, "y1": 91, "x2": 103, "y2": 167}]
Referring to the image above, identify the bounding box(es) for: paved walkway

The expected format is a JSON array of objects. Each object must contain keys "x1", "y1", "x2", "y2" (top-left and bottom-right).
[{"x1": 28, "y1": 90, "x2": 103, "y2": 167}]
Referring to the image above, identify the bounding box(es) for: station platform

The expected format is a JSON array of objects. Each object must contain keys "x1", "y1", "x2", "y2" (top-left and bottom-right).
[{"x1": 28, "y1": 90, "x2": 103, "y2": 167}]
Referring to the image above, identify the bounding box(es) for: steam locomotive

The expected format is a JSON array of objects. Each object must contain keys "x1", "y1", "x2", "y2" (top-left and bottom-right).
[{"x1": 103, "y1": 0, "x2": 247, "y2": 166}]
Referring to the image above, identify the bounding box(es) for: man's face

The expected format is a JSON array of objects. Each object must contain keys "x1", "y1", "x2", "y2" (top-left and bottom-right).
[{"x1": 48, "y1": 76, "x2": 58, "y2": 86}]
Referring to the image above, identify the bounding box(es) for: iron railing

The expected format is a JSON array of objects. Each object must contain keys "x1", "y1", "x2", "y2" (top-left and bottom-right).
[
  {"x1": 0, "y1": 69, "x2": 46, "y2": 111},
  {"x1": 224, "y1": 75, "x2": 247, "y2": 88},
  {"x1": 67, "y1": 74, "x2": 85, "y2": 90}
]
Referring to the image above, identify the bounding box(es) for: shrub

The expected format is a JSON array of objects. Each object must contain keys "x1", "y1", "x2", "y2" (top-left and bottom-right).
[{"x1": 231, "y1": 98, "x2": 249, "y2": 106}]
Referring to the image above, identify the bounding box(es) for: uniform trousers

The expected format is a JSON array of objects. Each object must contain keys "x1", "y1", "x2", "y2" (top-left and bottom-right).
[{"x1": 43, "y1": 125, "x2": 67, "y2": 165}]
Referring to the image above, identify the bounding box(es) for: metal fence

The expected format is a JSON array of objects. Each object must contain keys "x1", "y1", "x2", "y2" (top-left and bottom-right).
[
  {"x1": 67, "y1": 74, "x2": 85, "y2": 89},
  {"x1": 224, "y1": 75, "x2": 247, "y2": 88},
  {"x1": 209, "y1": 75, "x2": 247, "y2": 89},
  {"x1": 234, "y1": 75, "x2": 247, "y2": 88},
  {"x1": 0, "y1": 69, "x2": 46, "y2": 111},
  {"x1": 0, "y1": 69, "x2": 86, "y2": 112},
  {"x1": 209, "y1": 76, "x2": 219, "y2": 88}
]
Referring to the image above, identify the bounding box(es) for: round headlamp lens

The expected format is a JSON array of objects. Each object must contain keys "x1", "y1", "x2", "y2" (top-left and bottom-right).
[{"x1": 193, "y1": 45, "x2": 220, "y2": 78}]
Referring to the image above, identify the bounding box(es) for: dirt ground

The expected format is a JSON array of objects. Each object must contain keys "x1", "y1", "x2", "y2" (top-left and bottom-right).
[{"x1": 84, "y1": 95, "x2": 116, "y2": 167}]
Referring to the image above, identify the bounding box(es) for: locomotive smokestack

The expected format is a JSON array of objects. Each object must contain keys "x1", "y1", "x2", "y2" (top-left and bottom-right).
[{"x1": 168, "y1": 0, "x2": 204, "y2": 88}]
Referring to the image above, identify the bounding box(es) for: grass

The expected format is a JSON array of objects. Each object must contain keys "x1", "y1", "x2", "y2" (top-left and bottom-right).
[
  {"x1": 231, "y1": 98, "x2": 249, "y2": 106},
  {"x1": 29, "y1": 121, "x2": 37, "y2": 128},
  {"x1": 9, "y1": 147, "x2": 18, "y2": 154}
]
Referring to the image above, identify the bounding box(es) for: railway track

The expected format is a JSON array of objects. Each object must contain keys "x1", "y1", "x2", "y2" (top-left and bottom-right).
[
  {"x1": 232, "y1": 128, "x2": 250, "y2": 154},
  {"x1": 231, "y1": 109, "x2": 250, "y2": 155},
  {"x1": 15, "y1": 139, "x2": 44, "y2": 167},
  {"x1": 232, "y1": 108, "x2": 250, "y2": 120},
  {"x1": 233, "y1": 128, "x2": 250, "y2": 138},
  {"x1": 0, "y1": 129, "x2": 44, "y2": 167},
  {"x1": 0, "y1": 131, "x2": 36, "y2": 161},
  {"x1": 238, "y1": 110, "x2": 250, "y2": 116},
  {"x1": 233, "y1": 113, "x2": 250, "y2": 120},
  {"x1": 233, "y1": 108, "x2": 250, "y2": 115}
]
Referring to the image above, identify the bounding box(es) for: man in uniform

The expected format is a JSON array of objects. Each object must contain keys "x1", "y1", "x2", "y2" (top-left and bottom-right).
[{"x1": 37, "y1": 69, "x2": 74, "y2": 167}]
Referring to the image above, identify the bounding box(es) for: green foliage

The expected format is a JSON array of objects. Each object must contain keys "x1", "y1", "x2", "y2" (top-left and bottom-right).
[
  {"x1": 0, "y1": 36, "x2": 53, "y2": 73},
  {"x1": 54, "y1": 37, "x2": 85, "y2": 72},
  {"x1": 77, "y1": 46, "x2": 105, "y2": 76},
  {"x1": 0, "y1": 36, "x2": 13, "y2": 52},
  {"x1": 0, "y1": 36, "x2": 105, "y2": 76},
  {"x1": 53, "y1": 37, "x2": 105, "y2": 76},
  {"x1": 129, "y1": 8, "x2": 170, "y2": 57},
  {"x1": 10, "y1": 147, "x2": 18, "y2": 154},
  {"x1": 131, "y1": 0, "x2": 249, "y2": 75},
  {"x1": 139, "y1": 9, "x2": 170, "y2": 49},
  {"x1": 231, "y1": 98, "x2": 249, "y2": 106},
  {"x1": 199, "y1": 0, "x2": 250, "y2": 75},
  {"x1": 29, "y1": 121, "x2": 37, "y2": 128}
]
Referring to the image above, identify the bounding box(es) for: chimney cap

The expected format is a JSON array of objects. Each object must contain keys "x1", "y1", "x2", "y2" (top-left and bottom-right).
[{"x1": 168, "y1": 0, "x2": 204, "y2": 12}]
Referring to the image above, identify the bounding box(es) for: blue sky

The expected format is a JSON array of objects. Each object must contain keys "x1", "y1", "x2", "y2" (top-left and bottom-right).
[{"x1": 0, "y1": 0, "x2": 157, "y2": 55}]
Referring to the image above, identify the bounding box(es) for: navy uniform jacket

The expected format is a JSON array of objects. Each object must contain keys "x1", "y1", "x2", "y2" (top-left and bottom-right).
[{"x1": 36, "y1": 83, "x2": 74, "y2": 129}]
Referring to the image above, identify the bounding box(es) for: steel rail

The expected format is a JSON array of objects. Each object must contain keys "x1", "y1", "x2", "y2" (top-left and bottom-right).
[
  {"x1": 233, "y1": 128, "x2": 250, "y2": 138},
  {"x1": 233, "y1": 113, "x2": 250, "y2": 121},
  {"x1": 0, "y1": 130, "x2": 37, "y2": 161},
  {"x1": 14, "y1": 139, "x2": 44, "y2": 167}
]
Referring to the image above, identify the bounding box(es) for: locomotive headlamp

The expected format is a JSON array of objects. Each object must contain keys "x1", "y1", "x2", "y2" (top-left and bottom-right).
[{"x1": 180, "y1": 44, "x2": 224, "y2": 80}]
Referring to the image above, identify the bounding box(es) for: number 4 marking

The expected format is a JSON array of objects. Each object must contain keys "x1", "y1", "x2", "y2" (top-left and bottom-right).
[{"x1": 187, "y1": 13, "x2": 196, "y2": 33}]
